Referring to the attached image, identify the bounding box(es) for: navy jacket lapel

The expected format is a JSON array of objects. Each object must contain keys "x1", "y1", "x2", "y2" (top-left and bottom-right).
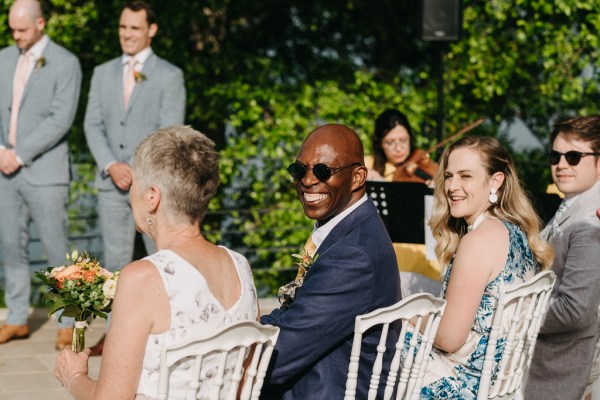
[{"x1": 317, "y1": 199, "x2": 376, "y2": 256}]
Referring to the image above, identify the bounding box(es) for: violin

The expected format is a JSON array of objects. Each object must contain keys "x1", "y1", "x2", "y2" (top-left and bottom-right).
[
  {"x1": 392, "y1": 149, "x2": 438, "y2": 183},
  {"x1": 392, "y1": 117, "x2": 486, "y2": 184}
]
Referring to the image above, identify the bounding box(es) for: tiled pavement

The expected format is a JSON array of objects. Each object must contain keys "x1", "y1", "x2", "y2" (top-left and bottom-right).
[{"x1": 0, "y1": 298, "x2": 280, "y2": 399}]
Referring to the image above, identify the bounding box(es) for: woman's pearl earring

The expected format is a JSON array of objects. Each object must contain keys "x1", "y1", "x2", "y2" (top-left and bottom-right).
[{"x1": 489, "y1": 188, "x2": 498, "y2": 204}]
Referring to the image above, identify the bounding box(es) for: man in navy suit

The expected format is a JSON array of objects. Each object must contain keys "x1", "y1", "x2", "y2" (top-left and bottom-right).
[
  {"x1": 261, "y1": 124, "x2": 401, "y2": 399},
  {"x1": 0, "y1": 0, "x2": 81, "y2": 348}
]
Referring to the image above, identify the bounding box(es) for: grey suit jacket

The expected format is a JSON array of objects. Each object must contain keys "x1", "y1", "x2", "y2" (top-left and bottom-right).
[
  {"x1": 84, "y1": 52, "x2": 186, "y2": 190},
  {"x1": 526, "y1": 180, "x2": 600, "y2": 400},
  {"x1": 0, "y1": 40, "x2": 81, "y2": 185}
]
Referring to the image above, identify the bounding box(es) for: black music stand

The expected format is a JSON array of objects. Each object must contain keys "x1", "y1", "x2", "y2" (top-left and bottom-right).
[
  {"x1": 366, "y1": 181, "x2": 431, "y2": 244},
  {"x1": 531, "y1": 192, "x2": 563, "y2": 225}
]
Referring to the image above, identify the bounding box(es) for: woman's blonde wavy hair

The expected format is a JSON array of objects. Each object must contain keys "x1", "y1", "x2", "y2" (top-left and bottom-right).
[{"x1": 429, "y1": 136, "x2": 553, "y2": 269}]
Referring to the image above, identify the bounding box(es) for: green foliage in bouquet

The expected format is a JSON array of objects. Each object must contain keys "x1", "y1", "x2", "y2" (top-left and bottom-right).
[{"x1": 35, "y1": 250, "x2": 119, "y2": 322}]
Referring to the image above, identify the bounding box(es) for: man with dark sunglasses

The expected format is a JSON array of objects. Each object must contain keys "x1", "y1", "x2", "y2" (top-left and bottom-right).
[
  {"x1": 261, "y1": 124, "x2": 401, "y2": 399},
  {"x1": 526, "y1": 115, "x2": 600, "y2": 400}
]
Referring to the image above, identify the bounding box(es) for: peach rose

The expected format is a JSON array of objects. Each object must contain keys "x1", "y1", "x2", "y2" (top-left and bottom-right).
[{"x1": 53, "y1": 264, "x2": 83, "y2": 281}]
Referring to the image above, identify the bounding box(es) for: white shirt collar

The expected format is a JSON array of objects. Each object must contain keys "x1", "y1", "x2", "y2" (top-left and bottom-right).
[
  {"x1": 310, "y1": 194, "x2": 368, "y2": 252},
  {"x1": 122, "y1": 47, "x2": 153, "y2": 68},
  {"x1": 563, "y1": 194, "x2": 577, "y2": 208},
  {"x1": 25, "y1": 34, "x2": 49, "y2": 60},
  {"x1": 563, "y1": 179, "x2": 600, "y2": 207}
]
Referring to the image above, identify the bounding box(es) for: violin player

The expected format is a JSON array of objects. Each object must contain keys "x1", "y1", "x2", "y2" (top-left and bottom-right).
[{"x1": 365, "y1": 109, "x2": 437, "y2": 185}]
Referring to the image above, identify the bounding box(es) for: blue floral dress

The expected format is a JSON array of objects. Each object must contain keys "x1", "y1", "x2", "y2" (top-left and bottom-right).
[{"x1": 419, "y1": 221, "x2": 540, "y2": 399}]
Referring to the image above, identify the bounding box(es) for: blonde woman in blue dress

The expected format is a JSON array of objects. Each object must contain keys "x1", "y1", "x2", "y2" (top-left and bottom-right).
[{"x1": 418, "y1": 136, "x2": 553, "y2": 399}]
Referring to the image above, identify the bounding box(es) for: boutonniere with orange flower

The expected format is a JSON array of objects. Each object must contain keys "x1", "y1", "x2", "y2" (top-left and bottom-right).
[
  {"x1": 277, "y1": 249, "x2": 319, "y2": 309},
  {"x1": 133, "y1": 70, "x2": 147, "y2": 83},
  {"x1": 35, "y1": 250, "x2": 120, "y2": 352},
  {"x1": 35, "y1": 56, "x2": 46, "y2": 70},
  {"x1": 291, "y1": 250, "x2": 318, "y2": 281}
]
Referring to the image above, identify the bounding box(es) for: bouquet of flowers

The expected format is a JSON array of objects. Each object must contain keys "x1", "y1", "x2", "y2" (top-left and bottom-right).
[{"x1": 35, "y1": 250, "x2": 119, "y2": 352}]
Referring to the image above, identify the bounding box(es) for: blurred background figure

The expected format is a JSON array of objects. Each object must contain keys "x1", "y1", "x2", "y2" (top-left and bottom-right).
[
  {"x1": 0, "y1": 0, "x2": 81, "y2": 349},
  {"x1": 367, "y1": 108, "x2": 414, "y2": 181},
  {"x1": 365, "y1": 109, "x2": 441, "y2": 296},
  {"x1": 54, "y1": 125, "x2": 258, "y2": 399},
  {"x1": 84, "y1": 0, "x2": 186, "y2": 355},
  {"x1": 366, "y1": 108, "x2": 437, "y2": 185}
]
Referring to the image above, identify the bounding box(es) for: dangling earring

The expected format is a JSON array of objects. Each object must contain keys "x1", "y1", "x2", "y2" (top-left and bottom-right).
[
  {"x1": 489, "y1": 188, "x2": 498, "y2": 204},
  {"x1": 146, "y1": 216, "x2": 154, "y2": 226}
]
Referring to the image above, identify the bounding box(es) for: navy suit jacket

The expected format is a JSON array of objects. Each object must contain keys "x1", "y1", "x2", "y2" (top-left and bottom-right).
[{"x1": 261, "y1": 199, "x2": 401, "y2": 399}]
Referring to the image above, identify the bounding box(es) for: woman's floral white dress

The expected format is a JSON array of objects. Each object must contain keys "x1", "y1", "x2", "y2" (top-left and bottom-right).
[
  {"x1": 419, "y1": 221, "x2": 540, "y2": 399},
  {"x1": 135, "y1": 248, "x2": 258, "y2": 400}
]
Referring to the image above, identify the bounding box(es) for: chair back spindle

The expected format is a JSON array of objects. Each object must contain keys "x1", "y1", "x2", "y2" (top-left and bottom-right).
[
  {"x1": 477, "y1": 270, "x2": 556, "y2": 400},
  {"x1": 157, "y1": 321, "x2": 280, "y2": 400},
  {"x1": 344, "y1": 293, "x2": 446, "y2": 400}
]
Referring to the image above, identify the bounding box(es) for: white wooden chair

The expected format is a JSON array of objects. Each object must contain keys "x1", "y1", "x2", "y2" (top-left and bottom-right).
[
  {"x1": 477, "y1": 270, "x2": 556, "y2": 400},
  {"x1": 157, "y1": 320, "x2": 280, "y2": 400},
  {"x1": 581, "y1": 305, "x2": 600, "y2": 399},
  {"x1": 344, "y1": 292, "x2": 446, "y2": 400}
]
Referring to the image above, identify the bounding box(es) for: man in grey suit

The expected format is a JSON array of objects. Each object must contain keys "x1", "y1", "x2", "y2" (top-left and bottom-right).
[
  {"x1": 84, "y1": 1, "x2": 185, "y2": 354},
  {"x1": 85, "y1": 0, "x2": 185, "y2": 272},
  {"x1": 526, "y1": 116, "x2": 600, "y2": 400},
  {"x1": 0, "y1": 0, "x2": 81, "y2": 347}
]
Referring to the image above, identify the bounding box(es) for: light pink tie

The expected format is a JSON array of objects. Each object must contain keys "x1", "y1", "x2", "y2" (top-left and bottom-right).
[
  {"x1": 8, "y1": 52, "x2": 32, "y2": 147},
  {"x1": 123, "y1": 58, "x2": 136, "y2": 110}
]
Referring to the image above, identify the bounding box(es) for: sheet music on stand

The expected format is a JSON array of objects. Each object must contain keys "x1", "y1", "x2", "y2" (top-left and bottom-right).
[
  {"x1": 367, "y1": 182, "x2": 562, "y2": 263},
  {"x1": 366, "y1": 181, "x2": 432, "y2": 245}
]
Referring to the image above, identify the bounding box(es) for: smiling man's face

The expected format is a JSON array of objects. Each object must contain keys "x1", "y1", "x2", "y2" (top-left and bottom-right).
[
  {"x1": 551, "y1": 132, "x2": 600, "y2": 199},
  {"x1": 293, "y1": 125, "x2": 366, "y2": 225}
]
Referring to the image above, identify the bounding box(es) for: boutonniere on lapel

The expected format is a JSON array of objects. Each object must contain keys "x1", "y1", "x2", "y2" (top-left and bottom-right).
[
  {"x1": 133, "y1": 70, "x2": 147, "y2": 83},
  {"x1": 277, "y1": 250, "x2": 319, "y2": 309},
  {"x1": 35, "y1": 56, "x2": 46, "y2": 70}
]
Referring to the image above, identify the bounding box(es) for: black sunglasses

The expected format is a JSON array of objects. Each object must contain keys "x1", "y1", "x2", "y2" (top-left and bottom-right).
[
  {"x1": 548, "y1": 150, "x2": 600, "y2": 166},
  {"x1": 287, "y1": 162, "x2": 360, "y2": 182}
]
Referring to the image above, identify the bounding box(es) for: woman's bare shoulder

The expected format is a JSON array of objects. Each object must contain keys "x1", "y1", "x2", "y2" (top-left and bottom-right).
[
  {"x1": 117, "y1": 259, "x2": 160, "y2": 286},
  {"x1": 463, "y1": 218, "x2": 507, "y2": 244},
  {"x1": 454, "y1": 218, "x2": 508, "y2": 275}
]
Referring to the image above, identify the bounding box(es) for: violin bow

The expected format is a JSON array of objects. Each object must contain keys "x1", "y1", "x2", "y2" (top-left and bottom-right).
[
  {"x1": 425, "y1": 117, "x2": 486, "y2": 154},
  {"x1": 382, "y1": 116, "x2": 486, "y2": 178}
]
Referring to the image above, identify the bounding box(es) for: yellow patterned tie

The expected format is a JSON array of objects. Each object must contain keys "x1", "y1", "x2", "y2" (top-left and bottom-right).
[
  {"x1": 278, "y1": 234, "x2": 317, "y2": 307},
  {"x1": 295, "y1": 235, "x2": 316, "y2": 280},
  {"x1": 304, "y1": 235, "x2": 316, "y2": 257}
]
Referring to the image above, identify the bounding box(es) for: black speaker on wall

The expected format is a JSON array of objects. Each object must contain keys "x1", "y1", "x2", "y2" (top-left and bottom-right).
[{"x1": 421, "y1": 0, "x2": 463, "y2": 41}]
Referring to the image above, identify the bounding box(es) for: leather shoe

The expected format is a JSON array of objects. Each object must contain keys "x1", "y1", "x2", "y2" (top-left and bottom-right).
[
  {"x1": 89, "y1": 334, "x2": 105, "y2": 356},
  {"x1": 0, "y1": 324, "x2": 30, "y2": 344},
  {"x1": 55, "y1": 328, "x2": 73, "y2": 351}
]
